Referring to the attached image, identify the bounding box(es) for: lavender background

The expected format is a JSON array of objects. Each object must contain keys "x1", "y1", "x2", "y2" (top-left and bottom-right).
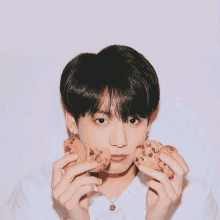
[{"x1": 0, "y1": 0, "x2": 220, "y2": 211}]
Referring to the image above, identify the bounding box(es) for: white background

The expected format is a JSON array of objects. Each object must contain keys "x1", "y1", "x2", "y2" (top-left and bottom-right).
[{"x1": 0, "y1": 0, "x2": 220, "y2": 212}]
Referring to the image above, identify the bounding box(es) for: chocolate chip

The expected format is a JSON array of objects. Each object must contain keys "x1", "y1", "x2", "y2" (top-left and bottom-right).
[
  {"x1": 65, "y1": 146, "x2": 71, "y2": 152},
  {"x1": 148, "y1": 153, "x2": 153, "y2": 157},
  {"x1": 89, "y1": 149, "x2": 94, "y2": 156},
  {"x1": 136, "y1": 157, "x2": 139, "y2": 162},
  {"x1": 159, "y1": 159, "x2": 162, "y2": 162},
  {"x1": 160, "y1": 167, "x2": 164, "y2": 172},
  {"x1": 100, "y1": 151, "x2": 102, "y2": 153},
  {"x1": 137, "y1": 145, "x2": 144, "y2": 149},
  {"x1": 147, "y1": 143, "x2": 151, "y2": 147},
  {"x1": 141, "y1": 157, "x2": 144, "y2": 161},
  {"x1": 70, "y1": 141, "x2": 73, "y2": 144}
]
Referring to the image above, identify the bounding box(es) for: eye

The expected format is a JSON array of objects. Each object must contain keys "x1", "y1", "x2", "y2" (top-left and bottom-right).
[
  {"x1": 94, "y1": 118, "x2": 108, "y2": 124},
  {"x1": 128, "y1": 117, "x2": 141, "y2": 125}
]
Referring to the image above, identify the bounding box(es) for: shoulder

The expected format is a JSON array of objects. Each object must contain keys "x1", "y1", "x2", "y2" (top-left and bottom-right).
[{"x1": 173, "y1": 175, "x2": 219, "y2": 220}]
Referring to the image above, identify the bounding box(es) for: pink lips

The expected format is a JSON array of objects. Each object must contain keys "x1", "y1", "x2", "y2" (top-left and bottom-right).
[{"x1": 111, "y1": 154, "x2": 128, "y2": 162}]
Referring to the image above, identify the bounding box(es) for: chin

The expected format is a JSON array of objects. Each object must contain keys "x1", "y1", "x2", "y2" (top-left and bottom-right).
[{"x1": 107, "y1": 161, "x2": 134, "y2": 173}]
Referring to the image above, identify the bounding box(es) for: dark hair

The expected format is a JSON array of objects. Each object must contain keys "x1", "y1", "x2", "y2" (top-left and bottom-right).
[{"x1": 60, "y1": 45, "x2": 160, "y2": 124}]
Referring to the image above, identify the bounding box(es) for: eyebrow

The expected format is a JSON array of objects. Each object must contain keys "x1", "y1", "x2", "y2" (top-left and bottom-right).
[
  {"x1": 94, "y1": 110, "x2": 111, "y2": 116},
  {"x1": 90, "y1": 110, "x2": 115, "y2": 119}
]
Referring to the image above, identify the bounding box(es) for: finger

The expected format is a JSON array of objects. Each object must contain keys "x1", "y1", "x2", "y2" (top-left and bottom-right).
[
  {"x1": 64, "y1": 184, "x2": 94, "y2": 211},
  {"x1": 160, "y1": 154, "x2": 185, "y2": 178},
  {"x1": 171, "y1": 152, "x2": 190, "y2": 176},
  {"x1": 146, "y1": 180, "x2": 173, "y2": 203},
  {"x1": 54, "y1": 162, "x2": 98, "y2": 194},
  {"x1": 52, "y1": 154, "x2": 79, "y2": 189},
  {"x1": 64, "y1": 161, "x2": 98, "y2": 183},
  {"x1": 57, "y1": 177, "x2": 102, "y2": 206},
  {"x1": 64, "y1": 138, "x2": 85, "y2": 159},
  {"x1": 139, "y1": 165, "x2": 178, "y2": 202},
  {"x1": 160, "y1": 153, "x2": 185, "y2": 193}
]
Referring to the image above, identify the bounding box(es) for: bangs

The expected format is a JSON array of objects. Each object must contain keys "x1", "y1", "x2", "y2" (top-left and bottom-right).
[
  {"x1": 89, "y1": 85, "x2": 151, "y2": 122},
  {"x1": 69, "y1": 72, "x2": 152, "y2": 122}
]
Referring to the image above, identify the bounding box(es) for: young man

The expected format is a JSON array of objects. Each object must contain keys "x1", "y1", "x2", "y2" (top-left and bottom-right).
[{"x1": 1, "y1": 45, "x2": 219, "y2": 220}]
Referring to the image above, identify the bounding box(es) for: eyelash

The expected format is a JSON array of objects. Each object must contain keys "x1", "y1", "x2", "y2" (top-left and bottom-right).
[
  {"x1": 94, "y1": 117, "x2": 141, "y2": 125},
  {"x1": 95, "y1": 118, "x2": 108, "y2": 124},
  {"x1": 128, "y1": 117, "x2": 141, "y2": 125}
]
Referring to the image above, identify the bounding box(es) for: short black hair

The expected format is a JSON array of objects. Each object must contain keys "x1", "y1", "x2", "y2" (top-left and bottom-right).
[{"x1": 60, "y1": 45, "x2": 160, "y2": 124}]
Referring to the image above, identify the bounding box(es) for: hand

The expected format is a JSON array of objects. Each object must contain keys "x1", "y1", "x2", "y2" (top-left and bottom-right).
[
  {"x1": 138, "y1": 152, "x2": 189, "y2": 220},
  {"x1": 52, "y1": 154, "x2": 102, "y2": 220}
]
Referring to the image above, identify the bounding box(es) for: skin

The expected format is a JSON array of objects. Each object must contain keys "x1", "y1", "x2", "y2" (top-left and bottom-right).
[{"x1": 51, "y1": 95, "x2": 189, "y2": 220}]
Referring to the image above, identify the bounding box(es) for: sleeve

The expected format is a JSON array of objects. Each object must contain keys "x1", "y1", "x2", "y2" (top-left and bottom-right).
[
  {"x1": 1, "y1": 166, "x2": 61, "y2": 220},
  {"x1": 187, "y1": 180, "x2": 220, "y2": 220}
]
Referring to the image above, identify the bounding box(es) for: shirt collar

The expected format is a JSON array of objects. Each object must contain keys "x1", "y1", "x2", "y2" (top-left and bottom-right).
[
  {"x1": 88, "y1": 170, "x2": 149, "y2": 220},
  {"x1": 120, "y1": 170, "x2": 149, "y2": 212}
]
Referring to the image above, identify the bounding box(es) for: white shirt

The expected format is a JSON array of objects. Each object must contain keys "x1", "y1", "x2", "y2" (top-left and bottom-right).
[{"x1": 1, "y1": 161, "x2": 219, "y2": 220}]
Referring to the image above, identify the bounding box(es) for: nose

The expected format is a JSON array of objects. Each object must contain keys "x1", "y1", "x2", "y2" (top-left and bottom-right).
[{"x1": 110, "y1": 121, "x2": 128, "y2": 148}]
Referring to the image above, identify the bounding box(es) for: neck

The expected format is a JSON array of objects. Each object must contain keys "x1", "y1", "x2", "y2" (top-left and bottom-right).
[{"x1": 91, "y1": 163, "x2": 139, "y2": 199}]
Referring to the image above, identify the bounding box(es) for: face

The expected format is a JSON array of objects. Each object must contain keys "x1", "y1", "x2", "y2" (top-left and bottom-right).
[{"x1": 75, "y1": 95, "x2": 150, "y2": 174}]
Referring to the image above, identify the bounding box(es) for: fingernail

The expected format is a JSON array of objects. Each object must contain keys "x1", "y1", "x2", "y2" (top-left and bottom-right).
[
  {"x1": 138, "y1": 165, "x2": 145, "y2": 170},
  {"x1": 160, "y1": 154, "x2": 167, "y2": 161},
  {"x1": 72, "y1": 154, "x2": 79, "y2": 160},
  {"x1": 91, "y1": 161, "x2": 98, "y2": 166}
]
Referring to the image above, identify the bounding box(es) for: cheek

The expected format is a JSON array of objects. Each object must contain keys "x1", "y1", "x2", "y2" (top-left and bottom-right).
[
  {"x1": 78, "y1": 121, "x2": 108, "y2": 149},
  {"x1": 77, "y1": 119, "x2": 93, "y2": 145},
  {"x1": 129, "y1": 125, "x2": 148, "y2": 143},
  {"x1": 128, "y1": 124, "x2": 149, "y2": 153}
]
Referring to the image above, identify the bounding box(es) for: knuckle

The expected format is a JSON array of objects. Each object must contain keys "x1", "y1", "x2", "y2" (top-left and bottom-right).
[
  {"x1": 157, "y1": 184, "x2": 164, "y2": 192},
  {"x1": 186, "y1": 167, "x2": 190, "y2": 175},
  {"x1": 159, "y1": 175, "x2": 169, "y2": 184},
  {"x1": 82, "y1": 184, "x2": 92, "y2": 192},
  {"x1": 64, "y1": 201, "x2": 73, "y2": 210},
  {"x1": 88, "y1": 184, "x2": 94, "y2": 191},
  {"x1": 160, "y1": 173, "x2": 168, "y2": 181},
  {"x1": 171, "y1": 195, "x2": 178, "y2": 202},
  {"x1": 176, "y1": 193, "x2": 181, "y2": 199},
  {"x1": 53, "y1": 161, "x2": 59, "y2": 169},
  {"x1": 178, "y1": 170, "x2": 185, "y2": 177},
  {"x1": 58, "y1": 197, "x2": 65, "y2": 206},
  {"x1": 81, "y1": 184, "x2": 89, "y2": 191},
  {"x1": 52, "y1": 191, "x2": 59, "y2": 200},
  {"x1": 167, "y1": 197, "x2": 172, "y2": 204},
  {"x1": 66, "y1": 168, "x2": 76, "y2": 176}
]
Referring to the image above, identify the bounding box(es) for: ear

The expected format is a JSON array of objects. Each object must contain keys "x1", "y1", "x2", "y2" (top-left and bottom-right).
[
  {"x1": 65, "y1": 111, "x2": 78, "y2": 135},
  {"x1": 149, "y1": 102, "x2": 160, "y2": 125}
]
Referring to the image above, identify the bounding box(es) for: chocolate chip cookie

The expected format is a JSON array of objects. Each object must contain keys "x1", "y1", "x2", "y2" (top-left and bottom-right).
[
  {"x1": 134, "y1": 140, "x2": 178, "y2": 179},
  {"x1": 63, "y1": 134, "x2": 87, "y2": 171},
  {"x1": 87, "y1": 147, "x2": 111, "y2": 172},
  {"x1": 63, "y1": 135, "x2": 111, "y2": 172}
]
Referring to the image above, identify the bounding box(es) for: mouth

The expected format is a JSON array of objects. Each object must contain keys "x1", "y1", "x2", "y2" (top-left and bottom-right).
[{"x1": 111, "y1": 154, "x2": 128, "y2": 162}]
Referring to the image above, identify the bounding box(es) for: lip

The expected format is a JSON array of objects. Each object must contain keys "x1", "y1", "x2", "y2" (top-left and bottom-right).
[
  {"x1": 111, "y1": 155, "x2": 128, "y2": 162},
  {"x1": 111, "y1": 154, "x2": 128, "y2": 157}
]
